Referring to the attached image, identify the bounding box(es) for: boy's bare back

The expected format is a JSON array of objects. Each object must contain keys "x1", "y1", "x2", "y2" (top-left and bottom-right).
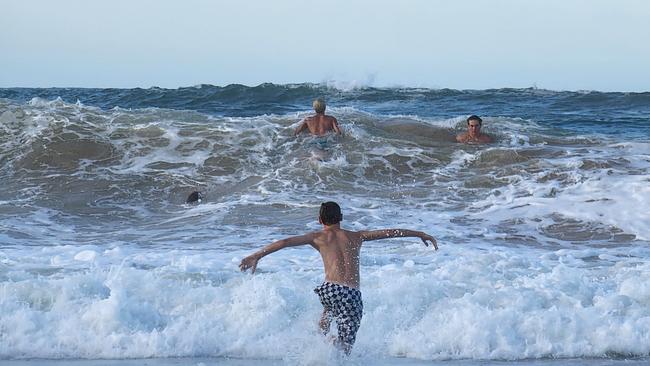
[{"x1": 310, "y1": 227, "x2": 363, "y2": 288}]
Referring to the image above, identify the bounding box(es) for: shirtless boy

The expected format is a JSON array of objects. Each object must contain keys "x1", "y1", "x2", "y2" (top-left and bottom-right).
[
  {"x1": 294, "y1": 99, "x2": 342, "y2": 136},
  {"x1": 456, "y1": 115, "x2": 493, "y2": 143},
  {"x1": 239, "y1": 202, "x2": 437, "y2": 355}
]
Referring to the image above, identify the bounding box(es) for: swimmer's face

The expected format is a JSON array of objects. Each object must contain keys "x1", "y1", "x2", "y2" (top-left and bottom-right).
[{"x1": 467, "y1": 120, "x2": 481, "y2": 136}]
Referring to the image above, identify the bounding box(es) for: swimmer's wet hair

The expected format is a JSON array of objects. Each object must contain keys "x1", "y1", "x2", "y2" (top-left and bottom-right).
[
  {"x1": 313, "y1": 98, "x2": 326, "y2": 114},
  {"x1": 320, "y1": 201, "x2": 342, "y2": 225},
  {"x1": 186, "y1": 191, "x2": 203, "y2": 204},
  {"x1": 467, "y1": 115, "x2": 482, "y2": 125}
]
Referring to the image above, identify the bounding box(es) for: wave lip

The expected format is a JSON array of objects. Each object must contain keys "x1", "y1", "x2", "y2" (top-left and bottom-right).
[{"x1": 3, "y1": 84, "x2": 650, "y2": 122}]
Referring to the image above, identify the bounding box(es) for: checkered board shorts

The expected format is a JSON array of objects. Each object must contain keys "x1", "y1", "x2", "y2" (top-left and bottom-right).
[{"x1": 314, "y1": 282, "x2": 364, "y2": 346}]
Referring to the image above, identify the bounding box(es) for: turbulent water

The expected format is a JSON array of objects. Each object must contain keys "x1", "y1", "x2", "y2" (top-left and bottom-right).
[{"x1": 0, "y1": 84, "x2": 649, "y2": 363}]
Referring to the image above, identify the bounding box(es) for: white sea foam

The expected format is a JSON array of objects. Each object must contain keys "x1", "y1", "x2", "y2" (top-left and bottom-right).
[
  {"x1": 465, "y1": 151, "x2": 650, "y2": 241},
  {"x1": 3, "y1": 243, "x2": 650, "y2": 361}
]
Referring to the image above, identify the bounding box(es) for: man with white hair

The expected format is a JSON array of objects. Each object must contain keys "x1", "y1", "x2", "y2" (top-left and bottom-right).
[{"x1": 294, "y1": 98, "x2": 342, "y2": 136}]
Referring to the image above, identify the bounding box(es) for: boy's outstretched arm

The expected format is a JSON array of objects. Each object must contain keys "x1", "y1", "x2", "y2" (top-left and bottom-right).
[
  {"x1": 239, "y1": 233, "x2": 315, "y2": 273},
  {"x1": 360, "y1": 229, "x2": 438, "y2": 250}
]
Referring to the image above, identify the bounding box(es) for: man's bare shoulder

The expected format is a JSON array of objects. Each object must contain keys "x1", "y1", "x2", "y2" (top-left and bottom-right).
[
  {"x1": 456, "y1": 132, "x2": 469, "y2": 142},
  {"x1": 478, "y1": 134, "x2": 493, "y2": 143},
  {"x1": 456, "y1": 132, "x2": 493, "y2": 143}
]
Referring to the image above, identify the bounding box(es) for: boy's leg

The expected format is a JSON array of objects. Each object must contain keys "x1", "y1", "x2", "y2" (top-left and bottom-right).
[
  {"x1": 319, "y1": 308, "x2": 332, "y2": 335},
  {"x1": 336, "y1": 315, "x2": 361, "y2": 355}
]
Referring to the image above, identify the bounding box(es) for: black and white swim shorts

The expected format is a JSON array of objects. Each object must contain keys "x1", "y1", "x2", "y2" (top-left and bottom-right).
[{"x1": 314, "y1": 282, "x2": 364, "y2": 347}]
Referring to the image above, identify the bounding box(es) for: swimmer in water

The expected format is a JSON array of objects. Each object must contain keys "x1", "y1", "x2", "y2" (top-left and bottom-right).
[
  {"x1": 456, "y1": 115, "x2": 493, "y2": 143},
  {"x1": 186, "y1": 191, "x2": 203, "y2": 204},
  {"x1": 294, "y1": 98, "x2": 342, "y2": 137}
]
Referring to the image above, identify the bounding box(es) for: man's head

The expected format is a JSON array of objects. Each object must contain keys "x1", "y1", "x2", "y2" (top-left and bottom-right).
[
  {"x1": 313, "y1": 98, "x2": 326, "y2": 114},
  {"x1": 319, "y1": 201, "x2": 342, "y2": 225},
  {"x1": 467, "y1": 115, "x2": 482, "y2": 136}
]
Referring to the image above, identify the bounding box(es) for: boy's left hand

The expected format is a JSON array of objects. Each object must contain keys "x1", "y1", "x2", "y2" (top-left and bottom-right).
[
  {"x1": 239, "y1": 255, "x2": 259, "y2": 273},
  {"x1": 420, "y1": 233, "x2": 438, "y2": 250}
]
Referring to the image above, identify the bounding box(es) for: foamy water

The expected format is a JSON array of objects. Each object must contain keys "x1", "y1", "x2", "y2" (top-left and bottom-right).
[{"x1": 0, "y1": 85, "x2": 649, "y2": 363}]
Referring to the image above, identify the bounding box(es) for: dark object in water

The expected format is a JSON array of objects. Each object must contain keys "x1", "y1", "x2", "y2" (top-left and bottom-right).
[{"x1": 186, "y1": 191, "x2": 203, "y2": 204}]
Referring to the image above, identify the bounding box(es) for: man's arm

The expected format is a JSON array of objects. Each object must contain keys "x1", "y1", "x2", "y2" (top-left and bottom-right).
[
  {"x1": 239, "y1": 233, "x2": 315, "y2": 273},
  {"x1": 294, "y1": 120, "x2": 309, "y2": 136},
  {"x1": 360, "y1": 229, "x2": 437, "y2": 249},
  {"x1": 332, "y1": 117, "x2": 342, "y2": 136}
]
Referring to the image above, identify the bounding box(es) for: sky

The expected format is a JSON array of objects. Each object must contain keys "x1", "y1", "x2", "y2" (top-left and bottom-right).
[{"x1": 2, "y1": 0, "x2": 649, "y2": 91}]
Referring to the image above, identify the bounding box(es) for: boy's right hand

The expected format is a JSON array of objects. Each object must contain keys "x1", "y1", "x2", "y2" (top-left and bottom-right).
[
  {"x1": 239, "y1": 255, "x2": 259, "y2": 273},
  {"x1": 420, "y1": 233, "x2": 438, "y2": 250}
]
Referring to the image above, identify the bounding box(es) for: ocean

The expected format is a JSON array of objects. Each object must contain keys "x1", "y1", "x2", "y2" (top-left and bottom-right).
[{"x1": 0, "y1": 84, "x2": 649, "y2": 365}]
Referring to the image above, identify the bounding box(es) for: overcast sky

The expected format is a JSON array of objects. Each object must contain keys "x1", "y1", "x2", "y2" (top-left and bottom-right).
[{"x1": 2, "y1": 0, "x2": 649, "y2": 91}]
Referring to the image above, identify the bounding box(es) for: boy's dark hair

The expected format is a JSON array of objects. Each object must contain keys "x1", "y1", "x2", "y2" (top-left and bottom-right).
[
  {"x1": 467, "y1": 115, "x2": 483, "y2": 125},
  {"x1": 320, "y1": 201, "x2": 342, "y2": 225}
]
